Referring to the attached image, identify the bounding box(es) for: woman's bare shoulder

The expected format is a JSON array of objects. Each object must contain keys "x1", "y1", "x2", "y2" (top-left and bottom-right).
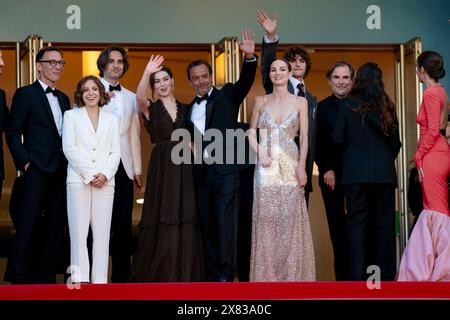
[
  {"x1": 292, "y1": 95, "x2": 307, "y2": 110},
  {"x1": 253, "y1": 95, "x2": 267, "y2": 111}
]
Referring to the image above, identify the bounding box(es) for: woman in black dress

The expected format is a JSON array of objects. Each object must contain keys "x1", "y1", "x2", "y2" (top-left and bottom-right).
[{"x1": 130, "y1": 55, "x2": 204, "y2": 282}]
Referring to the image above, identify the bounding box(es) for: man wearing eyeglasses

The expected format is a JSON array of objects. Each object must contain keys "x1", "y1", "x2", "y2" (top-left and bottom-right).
[{"x1": 6, "y1": 46, "x2": 70, "y2": 284}]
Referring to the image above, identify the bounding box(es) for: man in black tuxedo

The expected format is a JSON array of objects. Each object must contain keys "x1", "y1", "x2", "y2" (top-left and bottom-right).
[
  {"x1": 315, "y1": 61, "x2": 354, "y2": 280},
  {"x1": 186, "y1": 29, "x2": 257, "y2": 282},
  {"x1": 6, "y1": 46, "x2": 70, "y2": 284},
  {"x1": 257, "y1": 10, "x2": 317, "y2": 206},
  {"x1": 0, "y1": 50, "x2": 8, "y2": 202}
]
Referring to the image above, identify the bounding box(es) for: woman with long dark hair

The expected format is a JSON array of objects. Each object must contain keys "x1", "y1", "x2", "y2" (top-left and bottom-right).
[
  {"x1": 332, "y1": 62, "x2": 401, "y2": 280},
  {"x1": 129, "y1": 55, "x2": 204, "y2": 282},
  {"x1": 398, "y1": 51, "x2": 450, "y2": 281}
]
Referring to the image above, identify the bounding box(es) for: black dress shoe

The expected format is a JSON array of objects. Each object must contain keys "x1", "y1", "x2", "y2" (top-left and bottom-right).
[
  {"x1": 213, "y1": 274, "x2": 233, "y2": 282},
  {"x1": 111, "y1": 275, "x2": 129, "y2": 283},
  {"x1": 11, "y1": 274, "x2": 28, "y2": 285},
  {"x1": 38, "y1": 275, "x2": 57, "y2": 284}
]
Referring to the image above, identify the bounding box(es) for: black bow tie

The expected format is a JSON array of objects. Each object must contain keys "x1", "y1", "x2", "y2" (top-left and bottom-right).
[
  {"x1": 194, "y1": 94, "x2": 208, "y2": 104},
  {"x1": 45, "y1": 87, "x2": 59, "y2": 97},
  {"x1": 109, "y1": 84, "x2": 121, "y2": 91}
]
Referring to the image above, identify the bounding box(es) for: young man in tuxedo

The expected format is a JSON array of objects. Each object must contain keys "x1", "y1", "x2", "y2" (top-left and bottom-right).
[
  {"x1": 186, "y1": 29, "x2": 257, "y2": 282},
  {"x1": 257, "y1": 10, "x2": 317, "y2": 206},
  {"x1": 97, "y1": 46, "x2": 142, "y2": 282},
  {"x1": 6, "y1": 47, "x2": 70, "y2": 284},
  {"x1": 316, "y1": 61, "x2": 354, "y2": 280},
  {"x1": 0, "y1": 50, "x2": 8, "y2": 202}
]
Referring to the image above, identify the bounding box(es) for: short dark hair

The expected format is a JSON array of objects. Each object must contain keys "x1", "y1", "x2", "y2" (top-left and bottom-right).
[
  {"x1": 417, "y1": 50, "x2": 446, "y2": 82},
  {"x1": 326, "y1": 60, "x2": 355, "y2": 80},
  {"x1": 186, "y1": 59, "x2": 212, "y2": 80},
  {"x1": 35, "y1": 46, "x2": 63, "y2": 63},
  {"x1": 96, "y1": 46, "x2": 129, "y2": 78},
  {"x1": 283, "y1": 46, "x2": 311, "y2": 78},
  {"x1": 74, "y1": 75, "x2": 110, "y2": 107}
]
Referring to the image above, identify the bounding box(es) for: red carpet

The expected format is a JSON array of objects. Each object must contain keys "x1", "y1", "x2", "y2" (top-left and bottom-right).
[{"x1": 0, "y1": 282, "x2": 449, "y2": 300}]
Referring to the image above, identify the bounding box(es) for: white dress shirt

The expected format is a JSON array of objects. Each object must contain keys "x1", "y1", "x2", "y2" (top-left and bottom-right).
[
  {"x1": 99, "y1": 77, "x2": 142, "y2": 180},
  {"x1": 190, "y1": 87, "x2": 213, "y2": 135},
  {"x1": 100, "y1": 78, "x2": 123, "y2": 118},
  {"x1": 289, "y1": 77, "x2": 306, "y2": 96},
  {"x1": 38, "y1": 79, "x2": 63, "y2": 136}
]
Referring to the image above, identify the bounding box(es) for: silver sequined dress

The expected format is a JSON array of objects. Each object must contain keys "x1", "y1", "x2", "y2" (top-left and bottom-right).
[{"x1": 249, "y1": 109, "x2": 316, "y2": 281}]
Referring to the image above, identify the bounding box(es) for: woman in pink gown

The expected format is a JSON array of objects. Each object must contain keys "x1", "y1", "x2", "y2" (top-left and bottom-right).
[{"x1": 398, "y1": 51, "x2": 450, "y2": 281}]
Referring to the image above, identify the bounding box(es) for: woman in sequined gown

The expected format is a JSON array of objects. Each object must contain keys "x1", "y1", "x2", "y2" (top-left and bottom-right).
[
  {"x1": 129, "y1": 55, "x2": 204, "y2": 282},
  {"x1": 248, "y1": 58, "x2": 316, "y2": 281}
]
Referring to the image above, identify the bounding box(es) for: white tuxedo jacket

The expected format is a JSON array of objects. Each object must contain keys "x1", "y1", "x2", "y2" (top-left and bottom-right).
[
  {"x1": 62, "y1": 107, "x2": 121, "y2": 186},
  {"x1": 101, "y1": 79, "x2": 142, "y2": 180}
]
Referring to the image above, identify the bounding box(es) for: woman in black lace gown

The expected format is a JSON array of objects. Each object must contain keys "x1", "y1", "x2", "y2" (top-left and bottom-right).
[{"x1": 130, "y1": 55, "x2": 204, "y2": 282}]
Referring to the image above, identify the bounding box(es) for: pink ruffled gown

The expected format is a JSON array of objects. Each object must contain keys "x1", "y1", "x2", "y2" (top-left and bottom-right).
[{"x1": 398, "y1": 84, "x2": 450, "y2": 281}]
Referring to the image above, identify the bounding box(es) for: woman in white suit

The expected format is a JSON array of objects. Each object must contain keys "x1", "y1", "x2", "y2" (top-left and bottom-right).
[{"x1": 63, "y1": 75, "x2": 121, "y2": 284}]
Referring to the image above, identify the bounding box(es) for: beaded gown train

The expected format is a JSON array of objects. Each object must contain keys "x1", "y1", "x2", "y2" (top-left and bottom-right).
[
  {"x1": 250, "y1": 109, "x2": 316, "y2": 282},
  {"x1": 129, "y1": 100, "x2": 204, "y2": 282}
]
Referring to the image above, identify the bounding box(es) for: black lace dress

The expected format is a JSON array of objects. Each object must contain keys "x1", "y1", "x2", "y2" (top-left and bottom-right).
[{"x1": 130, "y1": 100, "x2": 204, "y2": 282}]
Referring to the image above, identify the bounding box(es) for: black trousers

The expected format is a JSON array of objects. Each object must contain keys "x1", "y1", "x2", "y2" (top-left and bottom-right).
[
  {"x1": 320, "y1": 183, "x2": 348, "y2": 280},
  {"x1": 196, "y1": 166, "x2": 239, "y2": 281},
  {"x1": 236, "y1": 165, "x2": 254, "y2": 282},
  {"x1": 110, "y1": 162, "x2": 134, "y2": 283},
  {"x1": 8, "y1": 163, "x2": 66, "y2": 284},
  {"x1": 344, "y1": 183, "x2": 396, "y2": 281}
]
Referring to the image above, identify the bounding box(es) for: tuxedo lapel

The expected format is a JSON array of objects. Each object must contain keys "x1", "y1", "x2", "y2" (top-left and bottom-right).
[
  {"x1": 306, "y1": 92, "x2": 317, "y2": 120},
  {"x1": 81, "y1": 107, "x2": 96, "y2": 135},
  {"x1": 56, "y1": 91, "x2": 69, "y2": 114},
  {"x1": 205, "y1": 88, "x2": 218, "y2": 131},
  {"x1": 116, "y1": 90, "x2": 126, "y2": 135},
  {"x1": 96, "y1": 108, "x2": 106, "y2": 137},
  {"x1": 287, "y1": 81, "x2": 295, "y2": 95},
  {"x1": 33, "y1": 81, "x2": 60, "y2": 136}
]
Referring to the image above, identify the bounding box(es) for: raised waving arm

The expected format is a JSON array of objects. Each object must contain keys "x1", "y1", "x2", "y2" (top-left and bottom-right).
[{"x1": 136, "y1": 55, "x2": 164, "y2": 119}]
